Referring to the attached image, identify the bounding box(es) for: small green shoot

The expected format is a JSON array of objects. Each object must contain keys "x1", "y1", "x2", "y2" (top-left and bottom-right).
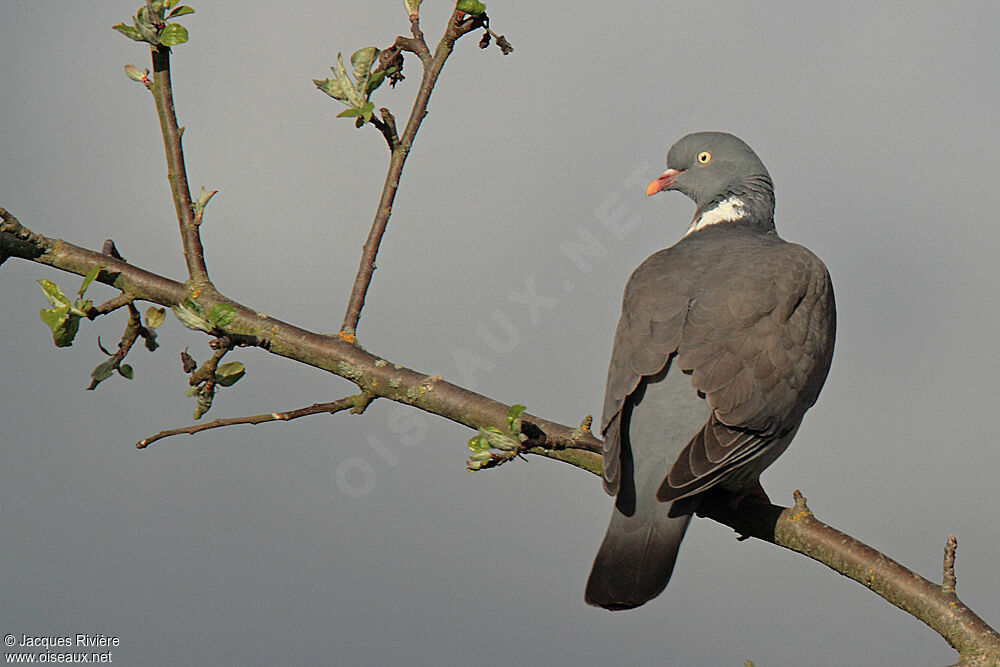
[
  {"x1": 467, "y1": 404, "x2": 527, "y2": 471},
  {"x1": 113, "y1": 0, "x2": 194, "y2": 47},
  {"x1": 37, "y1": 266, "x2": 103, "y2": 347},
  {"x1": 314, "y1": 47, "x2": 396, "y2": 126}
]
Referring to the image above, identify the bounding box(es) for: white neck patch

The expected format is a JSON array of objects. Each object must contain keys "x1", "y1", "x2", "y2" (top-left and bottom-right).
[{"x1": 686, "y1": 196, "x2": 747, "y2": 236}]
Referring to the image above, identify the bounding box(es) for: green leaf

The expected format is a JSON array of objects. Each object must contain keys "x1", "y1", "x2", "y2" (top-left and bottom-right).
[
  {"x1": 158, "y1": 23, "x2": 189, "y2": 46},
  {"x1": 168, "y1": 5, "x2": 195, "y2": 18},
  {"x1": 404, "y1": 0, "x2": 423, "y2": 16},
  {"x1": 145, "y1": 306, "x2": 166, "y2": 329},
  {"x1": 350, "y1": 46, "x2": 378, "y2": 94},
  {"x1": 317, "y1": 48, "x2": 390, "y2": 123},
  {"x1": 172, "y1": 297, "x2": 211, "y2": 332},
  {"x1": 112, "y1": 23, "x2": 144, "y2": 41},
  {"x1": 332, "y1": 53, "x2": 364, "y2": 108},
  {"x1": 468, "y1": 453, "x2": 491, "y2": 465},
  {"x1": 164, "y1": 0, "x2": 179, "y2": 9},
  {"x1": 91, "y1": 357, "x2": 118, "y2": 384},
  {"x1": 118, "y1": 364, "x2": 135, "y2": 380},
  {"x1": 38, "y1": 301, "x2": 83, "y2": 345},
  {"x1": 79, "y1": 265, "x2": 102, "y2": 297},
  {"x1": 39, "y1": 306, "x2": 71, "y2": 346},
  {"x1": 71, "y1": 299, "x2": 92, "y2": 317},
  {"x1": 214, "y1": 361, "x2": 245, "y2": 387},
  {"x1": 142, "y1": 309, "x2": 164, "y2": 349},
  {"x1": 135, "y1": 16, "x2": 161, "y2": 44},
  {"x1": 207, "y1": 303, "x2": 236, "y2": 328},
  {"x1": 192, "y1": 186, "x2": 218, "y2": 223},
  {"x1": 506, "y1": 404, "x2": 526, "y2": 433},
  {"x1": 365, "y1": 69, "x2": 387, "y2": 96},
  {"x1": 337, "y1": 102, "x2": 375, "y2": 122},
  {"x1": 53, "y1": 316, "x2": 81, "y2": 347},
  {"x1": 38, "y1": 279, "x2": 70, "y2": 307},
  {"x1": 470, "y1": 426, "x2": 513, "y2": 451},
  {"x1": 184, "y1": 386, "x2": 199, "y2": 397},
  {"x1": 314, "y1": 77, "x2": 351, "y2": 103},
  {"x1": 196, "y1": 186, "x2": 217, "y2": 209},
  {"x1": 464, "y1": 404, "x2": 530, "y2": 471},
  {"x1": 467, "y1": 432, "x2": 490, "y2": 453},
  {"x1": 350, "y1": 47, "x2": 378, "y2": 80},
  {"x1": 194, "y1": 389, "x2": 214, "y2": 419},
  {"x1": 457, "y1": 0, "x2": 486, "y2": 16}
]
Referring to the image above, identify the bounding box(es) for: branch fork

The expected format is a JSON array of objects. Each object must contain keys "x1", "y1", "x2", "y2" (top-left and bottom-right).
[{"x1": 339, "y1": 7, "x2": 508, "y2": 337}]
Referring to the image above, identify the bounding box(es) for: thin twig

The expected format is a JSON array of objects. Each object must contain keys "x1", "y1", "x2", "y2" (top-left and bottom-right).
[
  {"x1": 136, "y1": 393, "x2": 374, "y2": 448},
  {"x1": 392, "y1": 35, "x2": 429, "y2": 61},
  {"x1": 87, "y1": 293, "x2": 133, "y2": 319},
  {"x1": 369, "y1": 108, "x2": 399, "y2": 150},
  {"x1": 391, "y1": 17, "x2": 431, "y2": 62},
  {"x1": 85, "y1": 241, "x2": 133, "y2": 318},
  {"x1": 101, "y1": 239, "x2": 125, "y2": 260},
  {"x1": 149, "y1": 44, "x2": 211, "y2": 287},
  {"x1": 409, "y1": 16, "x2": 426, "y2": 50},
  {"x1": 190, "y1": 347, "x2": 225, "y2": 383},
  {"x1": 339, "y1": 9, "x2": 475, "y2": 336},
  {"x1": 88, "y1": 303, "x2": 145, "y2": 389},
  {"x1": 943, "y1": 534, "x2": 958, "y2": 594}
]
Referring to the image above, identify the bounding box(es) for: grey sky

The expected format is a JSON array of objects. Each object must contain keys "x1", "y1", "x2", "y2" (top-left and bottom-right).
[{"x1": 2, "y1": 2, "x2": 999, "y2": 665}]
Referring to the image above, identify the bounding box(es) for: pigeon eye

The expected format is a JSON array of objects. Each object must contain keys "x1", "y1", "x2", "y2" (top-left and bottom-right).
[{"x1": 697, "y1": 151, "x2": 711, "y2": 164}]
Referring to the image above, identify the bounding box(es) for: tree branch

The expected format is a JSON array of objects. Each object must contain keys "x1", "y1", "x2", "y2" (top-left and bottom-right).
[
  {"x1": 0, "y1": 212, "x2": 600, "y2": 463},
  {"x1": 149, "y1": 44, "x2": 211, "y2": 287},
  {"x1": 339, "y1": 9, "x2": 477, "y2": 337},
  {"x1": 87, "y1": 302, "x2": 145, "y2": 389},
  {"x1": 137, "y1": 393, "x2": 374, "y2": 448},
  {"x1": 698, "y1": 490, "x2": 1000, "y2": 667},
  {"x1": 6, "y1": 208, "x2": 998, "y2": 663}
]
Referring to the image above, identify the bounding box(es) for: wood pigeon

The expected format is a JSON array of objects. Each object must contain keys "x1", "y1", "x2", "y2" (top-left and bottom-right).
[{"x1": 585, "y1": 132, "x2": 836, "y2": 610}]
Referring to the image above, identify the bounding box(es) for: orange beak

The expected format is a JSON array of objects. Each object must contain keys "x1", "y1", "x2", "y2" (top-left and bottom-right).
[{"x1": 645, "y1": 168, "x2": 683, "y2": 196}]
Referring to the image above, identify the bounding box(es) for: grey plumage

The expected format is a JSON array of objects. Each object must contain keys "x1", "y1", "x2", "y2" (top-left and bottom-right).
[{"x1": 586, "y1": 132, "x2": 836, "y2": 611}]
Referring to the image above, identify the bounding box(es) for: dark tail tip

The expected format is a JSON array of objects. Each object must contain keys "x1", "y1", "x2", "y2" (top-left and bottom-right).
[{"x1": 584, "y1": 511, "x2": 691, "y2": 611}]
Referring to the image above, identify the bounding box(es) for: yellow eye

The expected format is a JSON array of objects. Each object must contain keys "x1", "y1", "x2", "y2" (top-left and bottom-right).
[{"x1": 697, "y1": 151, "x2": 711, "y2": 164}]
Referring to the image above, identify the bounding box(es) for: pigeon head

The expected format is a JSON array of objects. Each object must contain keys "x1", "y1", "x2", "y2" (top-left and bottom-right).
[{"x1": 646, "y1": 131, "x2": 775, "y2": 232}]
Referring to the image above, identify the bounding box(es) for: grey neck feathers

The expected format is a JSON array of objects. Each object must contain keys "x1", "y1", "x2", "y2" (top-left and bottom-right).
[{"x1": 692, "y1": 174, "x2": 775, "y2": 234}]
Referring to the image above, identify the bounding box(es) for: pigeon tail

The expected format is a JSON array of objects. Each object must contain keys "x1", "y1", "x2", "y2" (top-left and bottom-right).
[
  {"x1": 587, "y1": 359, "x2": 709, "y2": 610},
  {"x1": 585, "y1": 501, "x2": 691, "y2": 610}
]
